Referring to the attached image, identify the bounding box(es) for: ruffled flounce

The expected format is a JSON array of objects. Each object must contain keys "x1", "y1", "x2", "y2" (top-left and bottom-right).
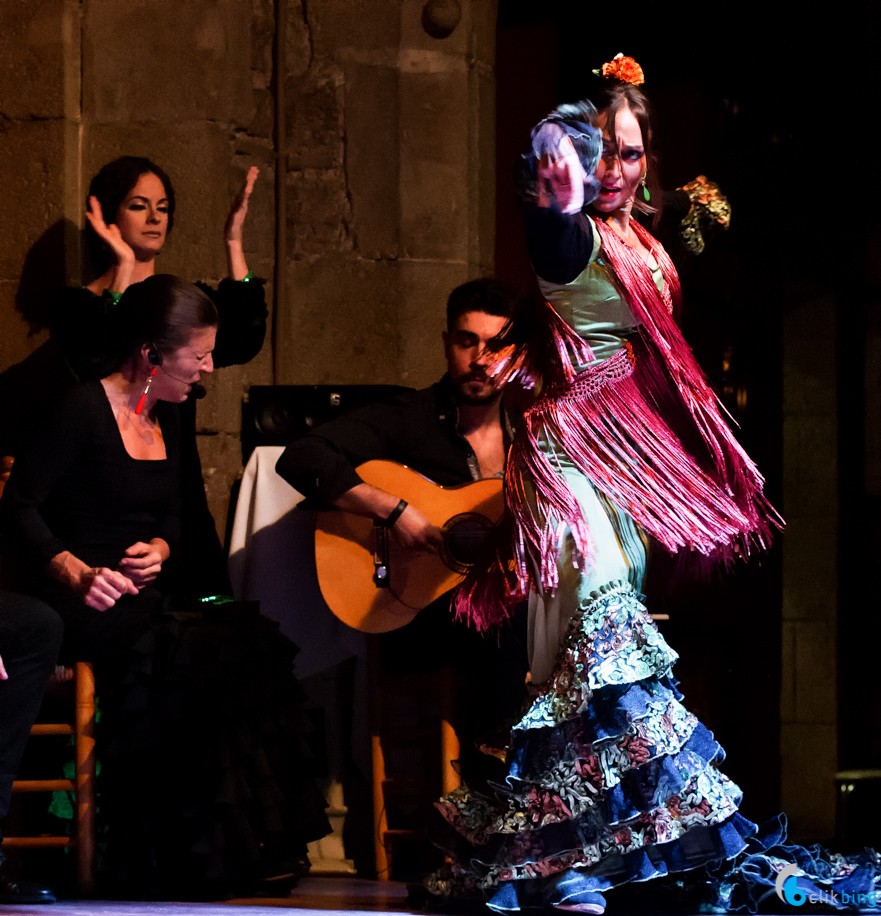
[
  {"x1": 704, "y1": 814, "x2": 881, "y2": 913},
  {"x1": 514, "y1": 581, "x2": 679, "y2": 730},
  {"x1": 427, "y1": 582, "x2": 751, "y2": 905},
  {"x1": 95, "y1": 601, "x2": 331, "y2": 899}
]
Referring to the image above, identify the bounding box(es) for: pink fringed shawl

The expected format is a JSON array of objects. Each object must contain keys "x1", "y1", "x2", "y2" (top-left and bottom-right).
[{"x1": 454, "y1": 216, "x2": 784, "y2": 632}]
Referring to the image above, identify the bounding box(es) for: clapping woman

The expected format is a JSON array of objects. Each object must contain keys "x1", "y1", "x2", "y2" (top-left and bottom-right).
[
  {"x1": 1, "y1": 157, "x2": 266, "y2": 599},
  {"x1": 52, "y1": 157, "x2": 264, "y2": 384}
]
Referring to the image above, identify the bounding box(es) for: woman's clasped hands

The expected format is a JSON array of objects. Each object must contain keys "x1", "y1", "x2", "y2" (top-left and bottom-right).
[
  {"x1": 79, "y1": 538, "x2": 169, "y2": 610},
  {"x1": 118, "y1": 538, "x2": 168, "y2": 589},
  {"x1": 80, "y1": 565, "x2": 138, "y2": 611}
]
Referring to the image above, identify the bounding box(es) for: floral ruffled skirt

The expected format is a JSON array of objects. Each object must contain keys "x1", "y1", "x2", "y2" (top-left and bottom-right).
[
  {"x1": 428, "y1": 581, "x2": 881, "y2": 912},
  {"x1": 426, "y1": 581, "x2": 756, "y2": 911}
]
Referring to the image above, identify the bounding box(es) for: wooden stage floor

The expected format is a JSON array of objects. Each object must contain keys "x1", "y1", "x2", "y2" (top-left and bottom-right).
[
  {"x1": 0, "y1": 874, "x2": 800, "y2": 916},
  {"x1": 0, "y1": 875, "x2": 418, "y2": 915}
]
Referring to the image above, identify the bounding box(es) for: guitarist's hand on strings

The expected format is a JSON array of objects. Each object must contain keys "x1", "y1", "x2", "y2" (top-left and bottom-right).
[
  {"x1": 390, "y1": 504, "x2": 445, "y2": 553},
  {"x1": 334, "y1": 481, "x2": 445, "y2": 553}
]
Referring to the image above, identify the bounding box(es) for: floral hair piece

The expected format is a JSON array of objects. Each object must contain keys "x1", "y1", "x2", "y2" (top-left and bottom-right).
[
  {"x1": 593, "y1": 52, "x2": 645, "y2": 87},
  {"x1": 677, "y1": 175, "x2": 732, "y2": 255}
]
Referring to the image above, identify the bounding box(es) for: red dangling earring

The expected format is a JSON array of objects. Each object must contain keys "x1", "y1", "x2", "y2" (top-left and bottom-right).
[{"x1": 135, "y1": 367, "x2": 157, "y2": 415}]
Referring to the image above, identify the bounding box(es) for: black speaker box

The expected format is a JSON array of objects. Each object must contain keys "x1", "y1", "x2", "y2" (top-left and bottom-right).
[{"x1": 241, "y1": 384, "x2": 414, "y2": 463}]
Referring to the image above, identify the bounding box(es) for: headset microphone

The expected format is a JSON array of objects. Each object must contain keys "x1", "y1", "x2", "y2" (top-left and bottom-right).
[
  {"x1": 158, "y1": 364, "x2": 196, "y2": 385},
  {"x1": 147, "y1": 346, "x2": 207, "y2": 399},
  {"x1": 158, "y1": 364, "x2": 209, "y2": 400}
]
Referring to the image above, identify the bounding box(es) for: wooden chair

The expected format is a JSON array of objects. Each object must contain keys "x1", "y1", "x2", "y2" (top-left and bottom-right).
[
  {"x1": 5, "y1": 660, "x2": 97, "y2": 894},
  {"x1": 1, "y1": 458, "x2": 96, "y2": 891},
  {"x1": 368, "y1": 639, "x2": 460, "y2": 881}
]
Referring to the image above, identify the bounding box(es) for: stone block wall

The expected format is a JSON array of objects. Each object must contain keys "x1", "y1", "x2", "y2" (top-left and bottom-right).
[
  {"x1": 278, "y1": 0, "x2": 497, "y2": 389},
  {"x1": 0, "y1": 0, "x2": 497, "y2": 544}
]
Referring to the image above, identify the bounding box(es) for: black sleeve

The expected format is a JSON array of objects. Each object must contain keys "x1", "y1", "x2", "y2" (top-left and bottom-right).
[
  {"x1": 197, "y1": 277, "x2": 268, "y2": 369},
  {"x1": 519, "y1": 199, "x2": 595, "y2": 284},
  {"x1": 47, "y1": 285, "x2": 120, "y2": 381},
  {"x1": 171, "y1": 398, "x2": 232, "y2": 598},
  {"x1": 275, "y1": 400, "x2": 412, "y2": 506},
  {"x1": 154, "y1": 405, "x2": 183, "y2": 554},
  {"x1": 0, "y1": 389, "x2": 88, "y2": 567}
]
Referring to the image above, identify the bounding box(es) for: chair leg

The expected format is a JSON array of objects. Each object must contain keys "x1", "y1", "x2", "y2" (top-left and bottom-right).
[
  {"x1": 74, "y1": 661, "x2": 96, "y2": 894},
  {"x1": 438, "y1": 668, "x2": 460, "y2": 797},
  {"x1": 368, "y1": 653, "x2": 463, "y2": 882},
  {"x1": 368, "y1": 639, "x2": 391, "y2": 880},
  {"x1": 6, "y1": 661, "x2": 98, "y2": 893}
]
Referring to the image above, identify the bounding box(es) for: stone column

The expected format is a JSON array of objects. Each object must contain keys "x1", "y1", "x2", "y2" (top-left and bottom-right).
[
  {"x1": 0, "y1": 0, "x2": 82, "y2": 369},
  {"x1": 277, "y1": 0, "x2": 498, "y2": 389},
  {"x1": 780, "y1": 281, "x2": 838, "y2": 841}
]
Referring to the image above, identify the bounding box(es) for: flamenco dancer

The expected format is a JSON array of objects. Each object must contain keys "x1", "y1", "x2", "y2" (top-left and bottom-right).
[{"x1": 425, "y1": 54, "x2": 881, "y2": 914}]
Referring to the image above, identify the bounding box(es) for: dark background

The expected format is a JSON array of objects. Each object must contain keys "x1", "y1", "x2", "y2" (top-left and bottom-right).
[{"x1": 493, "y1": 0, "x2": 881, "y2": 832}]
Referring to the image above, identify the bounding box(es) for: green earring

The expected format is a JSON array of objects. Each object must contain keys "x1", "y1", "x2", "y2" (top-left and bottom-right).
[{"x1": 640, "y1": 176, "x2": 651, "y2": 203}]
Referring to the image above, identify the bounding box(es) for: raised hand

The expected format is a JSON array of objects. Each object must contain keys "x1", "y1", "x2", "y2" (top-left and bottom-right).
[
  {"x1": 224, "y1": 166, "x2": 259, "y2": 279},
  {"x1": 224, "y1": 166, "x2": 259, "y2": 243},
  {"x1": 85, "y1": 195, "x2": 135, "y2": 270},
  {"x1": 535, "y1": 132, "x2": 587, "y2": 214}
]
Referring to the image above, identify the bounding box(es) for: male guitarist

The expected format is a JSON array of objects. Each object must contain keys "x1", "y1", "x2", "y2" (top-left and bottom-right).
[{"x1": 275, "y1": 275, "x2": 529, "y2": 764}]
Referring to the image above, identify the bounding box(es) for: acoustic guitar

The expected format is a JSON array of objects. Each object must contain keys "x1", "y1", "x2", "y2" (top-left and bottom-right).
[{"x1": 314, "y1": 460, "x2": 504, "y2": 633}]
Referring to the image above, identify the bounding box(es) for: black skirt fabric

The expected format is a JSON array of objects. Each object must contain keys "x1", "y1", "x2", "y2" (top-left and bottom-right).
[{"x1": 94, "y1": 599, "x2": 330, "y2": 899}]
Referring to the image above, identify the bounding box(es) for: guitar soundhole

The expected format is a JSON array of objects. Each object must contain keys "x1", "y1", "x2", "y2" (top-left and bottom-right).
[{"x1": 442, "y1": 513, "x2": 495, "y2": 574}]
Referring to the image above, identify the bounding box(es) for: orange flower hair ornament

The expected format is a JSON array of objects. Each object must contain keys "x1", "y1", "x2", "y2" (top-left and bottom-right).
[{"x1": 593, "y1": 52, "x2": 645, "y2": 87}]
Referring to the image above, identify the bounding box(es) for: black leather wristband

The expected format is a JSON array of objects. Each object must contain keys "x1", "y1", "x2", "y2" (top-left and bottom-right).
[{"x1": 380, "y1": 498, "x2": 408, "y2": 527}]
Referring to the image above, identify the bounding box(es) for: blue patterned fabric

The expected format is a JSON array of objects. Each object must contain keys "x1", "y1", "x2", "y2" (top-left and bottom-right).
[
  {"x1": 704, "y1": 814, "x2": 881, "y2": 913},
  {"x1": 426, "y1": 582, "x2": 757, "y2": 907},
  {"x1": 425, "y1": 583, "x2": 881, "y2": 912}
]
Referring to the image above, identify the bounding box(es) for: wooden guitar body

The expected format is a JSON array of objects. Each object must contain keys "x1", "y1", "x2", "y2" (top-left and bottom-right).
[{"x1": 314, "y1": 460, "x2": 504, "y2": 632}]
